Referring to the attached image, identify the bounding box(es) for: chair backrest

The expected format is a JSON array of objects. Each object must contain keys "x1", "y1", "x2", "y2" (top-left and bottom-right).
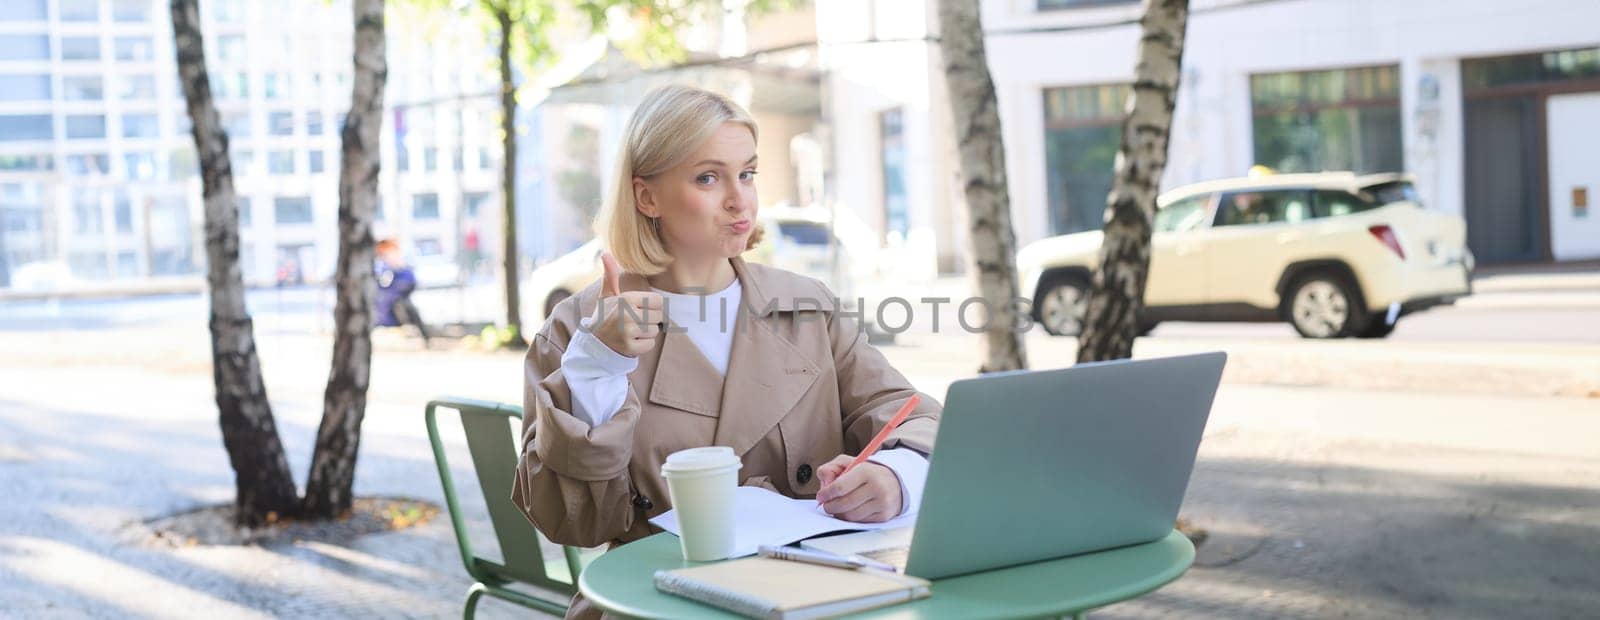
[{"x1": 425, "y1": 397, "x2": 578, "y2": 593}]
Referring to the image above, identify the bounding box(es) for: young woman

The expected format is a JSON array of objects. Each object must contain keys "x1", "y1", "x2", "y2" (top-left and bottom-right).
[{"x1": 512, "y1": 85, "x2": 940, "y2": 618}]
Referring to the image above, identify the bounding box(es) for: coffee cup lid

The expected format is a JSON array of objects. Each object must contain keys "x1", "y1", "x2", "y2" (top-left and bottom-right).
[{"x1": 662, "y1": 446, "x2": 739, "y2": 474}]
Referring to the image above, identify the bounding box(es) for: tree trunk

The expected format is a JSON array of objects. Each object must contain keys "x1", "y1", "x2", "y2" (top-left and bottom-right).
[
  {"x1": 170, "y1": 0, "x2": 299, "y2": 527},
  {"x1": 1076, "y1": 0, "x2": 1189, "y2": 364},
  {"x1": 495, "y1": 4, "x2": 527, "y2": 347},
  {"x1": 302, "y1": 0, "x2": 386, "y2": 519},
  {"x1": 936, "y1": 0, "x2": 1027, "y2": 373}
]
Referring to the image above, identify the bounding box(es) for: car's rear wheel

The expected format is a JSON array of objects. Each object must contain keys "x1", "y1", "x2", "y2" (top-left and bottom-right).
[
  {"x1": 1036, "y1": 275, "x2": 1089, "y2": 336},
  {"x1": 1287, "y1": 273, "x2": 1366, "y2": 339},
  {"x1": 543, "y1": 289, "x2": 571, "y2": 318}
]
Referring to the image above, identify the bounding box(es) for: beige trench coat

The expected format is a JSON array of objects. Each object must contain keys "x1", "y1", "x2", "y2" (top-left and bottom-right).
[{"x1": 511, "y1": 257, "x2": 941, "y2": 617}]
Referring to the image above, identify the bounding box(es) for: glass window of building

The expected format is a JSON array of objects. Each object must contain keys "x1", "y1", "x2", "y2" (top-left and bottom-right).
[
  {"x1": 118, "y1": 74, "x2": 156, "y2": 100},
  {"x1": 412, "y1": 193, "x2": 440, "y2": 219},
  {"x1": 268, "y1": 111, "x2": 294, "y2": 136},
  {"x1": 65, "y1": 153, "x2": 110, "y2": 176},
  {"x1": 308, "y1": 150, "x2": 324, "y2": 174},
  {"x1": 1463, "y1": 47, "x2": 1600, "y2": 91},
  {"x1": 306, "y1": 111, "x2": 323, "y2": 135},
  {"x1": 60, "y1": 0, "x2": 99, "y2": 21},
  {"x1": 66, "y1": 114, "x2": 107, "y2": 139},
  {"x1": 173, "y1": 111, "x2": 191, "y2": 136},
  {"x1": 217, "y1": 35, "x2": 245, "y2": 63},
  {"x1": 397, "y1": 146, "x2": 409, "y2": 172},
  {"x1": 879, "y1": 108, "x2": 909, "y2": 240},
  {"x1": 0, "y1": 0, "x2": 48, "y2": 21},
  {"x1": 1043, "y1": 82, "x2": 1130, "y2": 235},
  {"x1": 231, "y1": 148, "x2": 253, "y2": 175},
  {"x1": 147, "y1": 197, "x2": 193, "y2": 275},
  {"x1": 463, "y1": 192, "x2": 489, "y2": 217},
  {"x1": 122, "y1": 113, "x2": 159, "y2": 138},
  {"x1": 452, "y1": 147, "x2": 464, "y2": 172},
  {"x1": 125, "y1": 152, "x2": 157, "y2": 180},
  {"x1": 477, "y1": 146, "x2": 491, "y2": 170},
  {"x1": 1250, "y1": 65, "x2": 1402, "y2": 174},
  {"x1": 0, "y1": 75, "x2": 51, "y2": 101},
  {"x1": 114, "y1": 191, "x2": 134, "y2": 232},
  {"x1": 0, "y1": 154, "x2": 53, "y2": 171},
  {"x1": 237, "y1": 197, "x2": 251, "y2": 227},
  {"x1": 0, "y1": 114, "x2": 53, "y2": 141},
  {"x1": 169, "y1": 147, "x2": 195, "y2": 180},
  {"x1": 267, "y1": 150, "x2": 294, "y2": 175},
  {"x1": 211, "y1": 0, "x2": 245, "y2": 22},
  {"x1": 423, "y1": 147, "x2": 438, "y2": 172},
  {"x1": 263, "y1": 72, "x2": 288, "y2": 100},
  {"x1": 114, "y1": 36, "x2": 154, "y2": 61},
  {"x1": 61, "y1": 36, "x2": 101, "y2": 61},
  {"x1": 217, "y1": 71, "x2": 248, "y2": 100},
  {"x1": 415, "y1": 237, "x2": 442, "y2": 257},
  {"x1": 0, "y1": 35, "x2": 50, "y2": 61},
  {"x1": 273, "y1": 196, "x2": 313, "y2": 224},
  {"x1": 63, "y1": 75, "x2": 103, "y2": 100},
  {"x1": 116, "y1": 251, "x2": 138, "y2": 277},
  {"x1": 73, "y1": 189, "x2": 104, "y2": 234},
  {"x1": 223, "y1": 112, "x2": 251, "y2": 138},
  {"x1": 112, "y1": 0, "x2": 150, "y2": 22}
]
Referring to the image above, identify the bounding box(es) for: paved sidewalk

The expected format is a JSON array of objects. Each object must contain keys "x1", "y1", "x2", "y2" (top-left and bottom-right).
[
  {"x1": 0, "y1": 363, "x2": 560, "y2": 618},
  {"x1": 2, "y1": 326, "x2": 1597, "y2": 618}
]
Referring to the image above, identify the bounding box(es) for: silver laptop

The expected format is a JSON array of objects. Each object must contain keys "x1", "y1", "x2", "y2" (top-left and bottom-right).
[{"x1": 803, "y1": 352, "x2": 1226, "y2": 580}]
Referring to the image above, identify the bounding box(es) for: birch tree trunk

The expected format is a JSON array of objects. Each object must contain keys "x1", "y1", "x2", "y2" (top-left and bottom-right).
[
  {"x1": 936, "y1": 0, "x2": 1027, "y2": 373},
  {"x1": 494, "y1": 2, "x2": 527, "y2": 347},
  {"x1": 170, "y1": 0, "x2": 299, "y2": 527},
  {"x1": 302, "y1": 0, "x2": 386, "y2": 518},
  {"x1": 1076, "y1": 0, "x2": 1190, "y2": 363}
]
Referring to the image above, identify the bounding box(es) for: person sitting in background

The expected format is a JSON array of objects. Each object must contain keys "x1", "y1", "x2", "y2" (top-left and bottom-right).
[{"x1": 375, "y1": 239, "x2": 430, "y2": 347}]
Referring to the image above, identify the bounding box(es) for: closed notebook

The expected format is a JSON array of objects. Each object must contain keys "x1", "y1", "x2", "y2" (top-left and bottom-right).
[{"x1": 654, "y1": 557, "x2": 931, "y2": 620}]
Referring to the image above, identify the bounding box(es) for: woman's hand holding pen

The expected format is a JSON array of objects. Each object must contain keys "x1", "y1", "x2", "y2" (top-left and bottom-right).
[
  {"x1": 591, "y1": 250, "x2": 665, "y2": 358},
  {"x1": 815, "y1": 394, "x2": 920, "y2": 523},
  {"x1": 815, "y1": 456, "x2": 903, "y2": 523}
]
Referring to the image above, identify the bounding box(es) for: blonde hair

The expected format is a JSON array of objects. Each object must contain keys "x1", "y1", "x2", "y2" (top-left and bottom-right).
[{"x1": 598, "y1": 84, "x2": 762, "y2": 275}]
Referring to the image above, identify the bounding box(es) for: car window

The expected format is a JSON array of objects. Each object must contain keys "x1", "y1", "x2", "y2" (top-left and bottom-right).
[
  {"x1": 1315, "y1": 190, "x2": 1378, "y2": 218},
  {"x1": 1154, "y1": 195, "x2": 1210, "y2": 233},
  {"x1": 776, "y1": 222, "x2": 831, "y2": 246},
  {"x1": 1216, "y1": 190, "x2": 1313, "y2": 227}
]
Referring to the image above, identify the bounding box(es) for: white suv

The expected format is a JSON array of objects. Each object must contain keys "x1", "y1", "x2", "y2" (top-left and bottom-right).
[{"x1": 1017, "y1": 173, "x2": 1474, "y2": 339}]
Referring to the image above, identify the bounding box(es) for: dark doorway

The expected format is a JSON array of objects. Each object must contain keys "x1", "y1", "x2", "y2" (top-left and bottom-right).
[{"x1": 1463, "y1": 96, "x2": 1545, "y2": 263}]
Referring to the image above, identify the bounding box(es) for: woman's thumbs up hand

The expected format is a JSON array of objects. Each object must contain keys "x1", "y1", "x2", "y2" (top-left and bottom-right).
[{"x1": 590, "y1": 250, "x2": 664, "y2": 358}]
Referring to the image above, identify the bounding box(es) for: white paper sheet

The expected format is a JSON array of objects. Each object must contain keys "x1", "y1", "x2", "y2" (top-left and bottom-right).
[{"x1": 648, "y1": 486, "x2": 919, "y2": 558}]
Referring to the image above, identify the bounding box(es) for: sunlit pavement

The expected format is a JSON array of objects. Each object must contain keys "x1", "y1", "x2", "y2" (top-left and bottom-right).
[{"x1": 0, "y1": 270, "x2": 1596, "y2": 617}]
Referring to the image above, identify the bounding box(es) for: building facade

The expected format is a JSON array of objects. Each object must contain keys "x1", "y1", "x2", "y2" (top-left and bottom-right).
[
  {"x1": 819, "y1": 0, "x2": 1600, "y2": 273},
  {"x1": 0, "y1": 0, "x2": 505, "y2": 289}
]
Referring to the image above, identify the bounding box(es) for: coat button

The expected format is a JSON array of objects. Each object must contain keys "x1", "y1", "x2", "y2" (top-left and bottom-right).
[
  {"x1": 797, "y1": 464, "x2": 813, "y2": 485},
  {"x1": 633, "y1": 494, "x2": 653, "y2": 511}
]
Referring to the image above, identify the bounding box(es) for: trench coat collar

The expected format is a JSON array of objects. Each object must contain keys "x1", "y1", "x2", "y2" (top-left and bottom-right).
[{"x1": 620, "y1": 257, "x2": 825, "y2": 457}]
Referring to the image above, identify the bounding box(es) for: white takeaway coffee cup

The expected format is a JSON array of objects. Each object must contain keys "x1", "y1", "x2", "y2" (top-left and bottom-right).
[{"x1": 660, "y1": 446, "x2": 741, "y2": 562}]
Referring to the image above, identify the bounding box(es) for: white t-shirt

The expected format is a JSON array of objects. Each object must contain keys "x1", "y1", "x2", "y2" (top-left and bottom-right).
[{"x1": 558, "y1": 277, "x2": 928, "y2": 515}]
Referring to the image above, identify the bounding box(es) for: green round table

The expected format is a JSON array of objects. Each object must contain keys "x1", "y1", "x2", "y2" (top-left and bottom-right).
[{"x1": 578, "y1": 530, "x2": 1194, "y2": 619}]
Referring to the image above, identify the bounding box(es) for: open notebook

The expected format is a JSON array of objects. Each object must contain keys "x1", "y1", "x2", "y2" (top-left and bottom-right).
[
  {"x1": 648, "y1": 486, "x2": 918, "y2": 558},
  {"x1": 655, "y1": 557, "x2": 930, "y2": 620}
]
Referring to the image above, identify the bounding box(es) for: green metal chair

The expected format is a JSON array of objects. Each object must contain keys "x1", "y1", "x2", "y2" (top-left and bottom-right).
[{"x1": 425, "y1": 397, "x2": 599, "y2": 618}]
